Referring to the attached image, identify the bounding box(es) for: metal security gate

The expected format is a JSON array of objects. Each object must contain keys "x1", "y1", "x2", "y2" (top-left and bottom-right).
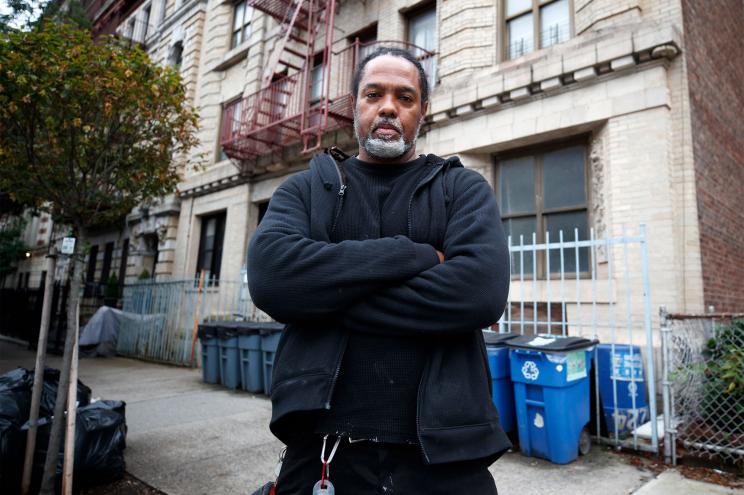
[
  {"x1": 496, "y1": 224, "x2": 659, "y2": 453},
  {"x1": 660, "y1": 310, "x2": 744, "y2": 465},
  {"x1": 118, "y1": 274, "x2": 270, "y2": 366}
]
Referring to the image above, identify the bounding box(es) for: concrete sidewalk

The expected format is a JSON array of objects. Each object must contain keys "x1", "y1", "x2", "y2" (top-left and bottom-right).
[{"x1": 1, "y1": 339, "x2": 741, "y2": 495}]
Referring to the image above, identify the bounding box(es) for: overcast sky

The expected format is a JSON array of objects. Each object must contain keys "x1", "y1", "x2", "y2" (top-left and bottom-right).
[{"x1": 1, "y1": 0, "x2": 44, "y2": 28}]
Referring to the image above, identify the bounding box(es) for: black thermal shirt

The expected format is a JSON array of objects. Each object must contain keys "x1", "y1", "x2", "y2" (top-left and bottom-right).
[{"x1": 315, "y1": 154, "x2": 432, "y2": 444}]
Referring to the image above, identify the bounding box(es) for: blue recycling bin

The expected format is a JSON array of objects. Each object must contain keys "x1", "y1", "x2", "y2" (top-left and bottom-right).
[
  {"x1": 260, "y1": 326, "x2": 284, "y2": 394},
  {"x1": 198, "y1": 324, "x2": 221, "y2": 384},
  {"x1": 508, "y1": 335, "x2": 598, "y2": 464},
  {"x1": 218, "y1": 324, "x2": 241, "y2": 390},
  {"x1": 484, "y1": 331, "x2": 521, "y2": 433},
  {"x1": 596, "y1": 344, "x2": 649, "y2": 435}
]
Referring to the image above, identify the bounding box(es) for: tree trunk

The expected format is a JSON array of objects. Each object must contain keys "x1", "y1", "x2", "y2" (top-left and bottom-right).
[
  {"x1": 39, "y1": 231, "x2": 85, "y2": 495},
  {"x1": 61, "y1": 296, "x2": 80, "y2": 495},
  {"x1": 21, "y1": 248, "x2": 57, "y2": 495}
]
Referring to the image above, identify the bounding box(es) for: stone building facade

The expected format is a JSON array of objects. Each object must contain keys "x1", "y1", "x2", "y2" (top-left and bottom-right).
[
  {"x1": 158, "y1": 0, "x2": 742, "y2": 335},
  {"x1": 6, "y1": 0, "x2": 741, "y2": 333}
]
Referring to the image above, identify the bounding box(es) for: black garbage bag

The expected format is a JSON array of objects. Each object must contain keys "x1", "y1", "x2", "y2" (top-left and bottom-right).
[
  {"x1": 0, "y1": 417, "x2": 25, "y2": 492},
  {"x1": 18, "y1": 400, "x2": 127, "y2": 493},
  {"x1": 39, "y1": 368, "x2": 92, "y2": 417},
  {"x1": 0, "y1": 367, "x2": 33, "y2": 425},
  {"x1": 73, "y1": 400, "x2": 127, "y2": 487},
  {"x1": 0, "y1": 367, "x2": 92, "y2": 423},
  {"x1": 0, "y1": 367, "x2": 93, "y2": 494}
]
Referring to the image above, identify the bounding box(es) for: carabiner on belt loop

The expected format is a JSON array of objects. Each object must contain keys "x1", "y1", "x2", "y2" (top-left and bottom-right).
[{"x1": 320, "y1": 434, "x2": 341, "y2": 480}]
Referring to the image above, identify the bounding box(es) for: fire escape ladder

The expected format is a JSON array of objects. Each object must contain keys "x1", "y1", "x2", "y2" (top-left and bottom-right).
[
  {"x1": 300, "y1": 0, "x2": 336, "y2": 154},
  {"x1": 223, "y1": 0, "x2": 338, "y2": 169},
  {"x1": 259, "y1": 0, "x2": 308, "y2": 88}
]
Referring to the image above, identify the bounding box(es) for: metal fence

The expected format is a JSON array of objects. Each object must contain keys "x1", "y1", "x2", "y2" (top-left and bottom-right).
[
  {"x1": 660, "y1": 310, "x2": 744, "y2": 465},
  {"x1": 118, "y1": 274, "x2": 270, "y2": 366},
  {"x1": 117, "y1": 225, "x2": 660, "y2": 454},
  {"x1": 497, "y1": 224, "x2": 659, "y2": 454}
]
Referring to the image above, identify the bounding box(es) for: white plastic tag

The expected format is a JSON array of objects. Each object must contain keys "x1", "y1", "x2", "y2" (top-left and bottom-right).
[{"x1": 312, "y1": 479, "x2": 335, "y2": 495}]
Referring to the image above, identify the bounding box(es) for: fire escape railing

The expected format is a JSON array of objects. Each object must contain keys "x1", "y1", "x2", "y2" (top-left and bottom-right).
[{"x1": 220, "y1": 0, "x2": 435, "y2": 171}]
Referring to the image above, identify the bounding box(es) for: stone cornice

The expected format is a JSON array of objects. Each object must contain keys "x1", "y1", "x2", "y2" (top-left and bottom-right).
[
  {"x1": 178, "y1": 172, "x2": 247, "y2": 199},
  {"x1": 426, "y1": 23, "x2": 682, "y2": 127}
]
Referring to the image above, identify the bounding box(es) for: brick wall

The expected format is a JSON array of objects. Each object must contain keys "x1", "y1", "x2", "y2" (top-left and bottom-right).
[{"x1": 681, "y1": 0, "x2": 744, "y2": 311}]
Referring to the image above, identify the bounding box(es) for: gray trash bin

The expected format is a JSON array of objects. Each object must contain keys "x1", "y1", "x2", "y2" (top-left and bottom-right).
[
  {"x1": 217, "y1": 324, "x2": 241, "y2": 390},
  {"x1": 260, "y1": 326, "x2": 284, "y2": 394},
  {"x1": 198, "y1": 324, "x2": 221, "y2": 384},
  {"x1": 236, "y1": 322, "x2": 283, "y2": 393}
]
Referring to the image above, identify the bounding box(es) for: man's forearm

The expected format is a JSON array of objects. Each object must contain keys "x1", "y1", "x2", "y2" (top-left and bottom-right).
[
  {"x1": 248, "y1": 175, "x2": 440, "y2": 323},
  {"x1": 341, "y1": 179, "x2": 509, "y2": 336}
]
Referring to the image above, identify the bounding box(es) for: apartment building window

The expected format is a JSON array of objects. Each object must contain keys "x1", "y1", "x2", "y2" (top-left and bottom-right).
[
  {"x1": 142, "y1": 5, "x2": 151, "y2": 40},
  {"x1": 85, "y1": 244, "x2": 99, "y2": 296},
  {"x1": 196, "y1": 211, "x2": 226, "y2": 283},
  {"x1": 407, "y1": 3, "x2": 437, "y2": 87},
  {"x1": 349, "y1": 24, "x2": 377, "y2": 60},
  {"x1": 125, "y1": 18, "x2": 136, "y2": 39},
  {"x1": 505, "y1": 0, "x2": 571, "y2": 60},
  {"x1": 169, "y1": 40, "x2": 183, "y2": 69},
  {"x1": 231, "y1": 0, "x2": 254, "y2": 49},
  {"x1": 118, "y1": 238, "x2": 129, "y2": 286},
  {"x1": 100, "y1": 242, "x2": 114, "y2": 283},
  {"x1": 310, "y1": 52, "x2": 324, "y2": 103},
  {"x1": 219, "y1": 97, "x2": 243, "y2": 161},
  {"x1": 496, "y1": 142, "x2": 588, "y2": 276},
  {"x1": 86, "y1": 245, "x2": 99, "y2": 283}
]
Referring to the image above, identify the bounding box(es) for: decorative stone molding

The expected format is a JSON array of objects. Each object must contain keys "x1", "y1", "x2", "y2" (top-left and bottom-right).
[
  {"x1": 178, "y1": 173, "x2": 246, "y2": 198},
  {"x1": 425, "y1": 23, "x2": 682, "y2": 127},
  {"x1": 589, "y1": 131, "x2": 607, "y2": 262}
]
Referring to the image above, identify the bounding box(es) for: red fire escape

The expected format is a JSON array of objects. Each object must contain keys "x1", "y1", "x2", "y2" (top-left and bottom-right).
[{"x1": 220, "y1": 0, "x2": 434, "y2": 171}]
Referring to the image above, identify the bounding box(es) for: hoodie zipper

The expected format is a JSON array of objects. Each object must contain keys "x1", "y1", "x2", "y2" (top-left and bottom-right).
[
  {"x1": 326, "y1": 155, "x2": 348, "y2": 408},
  {"x1": 410, "y1": 158, "x2": 451, "y2": 463},
  {"x1": 325, "y1": 332, "x2": 348, "y2": 409},
  {"x1": 416, "y1": 360, "x2": 431, "y2": 463},
  {"x1": 330, "y1": 159, "x2": 347, "y2": 235},
  {"x1": 407, "y1": 160, "x2": 446, "y2": 237}
]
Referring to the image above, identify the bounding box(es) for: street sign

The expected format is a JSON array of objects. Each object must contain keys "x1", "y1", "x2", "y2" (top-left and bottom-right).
[{"x1": 61, "y1": 237, "x2": 76, "y2": 255}]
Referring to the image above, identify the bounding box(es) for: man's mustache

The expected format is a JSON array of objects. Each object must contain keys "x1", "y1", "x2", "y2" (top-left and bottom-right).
[{"x1": 370, "y1": 118, "x2": 404, "y2": 135}]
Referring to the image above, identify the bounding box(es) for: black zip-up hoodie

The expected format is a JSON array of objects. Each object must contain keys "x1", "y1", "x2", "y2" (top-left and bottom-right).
[{"x1": 247, "y1": 150, "x2": 512, "y2": 465}]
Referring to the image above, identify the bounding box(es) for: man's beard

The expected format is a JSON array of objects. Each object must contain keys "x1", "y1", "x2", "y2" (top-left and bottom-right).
[{"x1": 354, "y1": 110, "x2": 422, "y2": 160}]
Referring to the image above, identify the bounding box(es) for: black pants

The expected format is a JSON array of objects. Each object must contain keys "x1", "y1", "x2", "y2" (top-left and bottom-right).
[{"x1": 275, "y1": 435, "x2": 498, "y2": 495}]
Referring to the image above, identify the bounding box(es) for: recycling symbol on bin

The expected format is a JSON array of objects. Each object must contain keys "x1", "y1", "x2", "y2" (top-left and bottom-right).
[{"x1": 522, "y1": 361, "x2": 540, "y2": 381}]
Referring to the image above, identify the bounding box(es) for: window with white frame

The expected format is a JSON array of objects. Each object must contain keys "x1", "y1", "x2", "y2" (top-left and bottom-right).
[
  {"x1": 219, "y1": 97, "x2": 242, "y2": 161},
  {"x1": 496, "y1": 142, "x2": 589, "y2": 276},
  {"x1": 349, "y1": 24, "x2": 378, "y2": 61},
  {"x1": 231, "y1": 0, "x2": 254, "y2": 49},
  {"x1": 169, "y1": 40, "x2": 183, "y2": 69},
  {"x1": 505, "y1": 0, "x2": 571, "y2": 60},
  {"x1": 407, "y1": 3, "x2": 437, "y2": 87},
  {"x1": 310, "y1": 52, "x2": 324, "y2": 103},
  {"x1": 196, "y1": 211, "x2": 226, "y2": 283},
  {"x1": 142, "y1": 5, "x2": 151, "y2": 40}
]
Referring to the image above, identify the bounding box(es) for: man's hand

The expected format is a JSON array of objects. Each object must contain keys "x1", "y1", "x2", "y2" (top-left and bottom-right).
[{"x1": 436, "y1": 250, "x2": 445, "y2": 264}]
